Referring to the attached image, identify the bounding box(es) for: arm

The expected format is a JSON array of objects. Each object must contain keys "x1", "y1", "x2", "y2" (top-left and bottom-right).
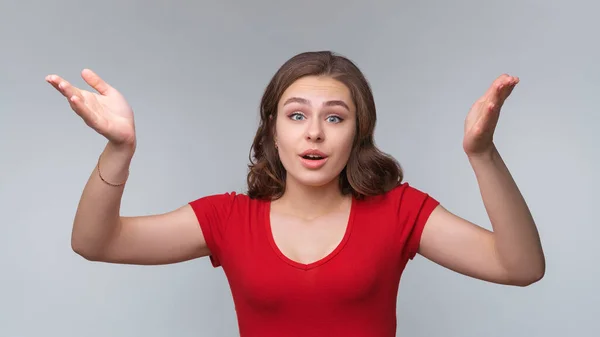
[
  {"x1": 417, "y1": 74, "x2": 545, "y2": 286},
  {"x1": 72, "y1": 142, "x2": 209, "y2": 265},
  {"x1": 419, "y1": 145, "x2": 545, "y2": 286},
  {"x1": 46, "y1": 70, "x2": 208, "y2": 265}
]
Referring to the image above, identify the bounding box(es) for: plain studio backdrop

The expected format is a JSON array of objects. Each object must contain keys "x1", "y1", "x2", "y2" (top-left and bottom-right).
[{"x1": 1, "y1": 1, "x2": 598, "y2": 336}]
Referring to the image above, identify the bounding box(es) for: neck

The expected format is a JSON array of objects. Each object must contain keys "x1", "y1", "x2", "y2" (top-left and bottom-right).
[{"x1": 274, "y1": 176, "x2": 350, "y2": 220}]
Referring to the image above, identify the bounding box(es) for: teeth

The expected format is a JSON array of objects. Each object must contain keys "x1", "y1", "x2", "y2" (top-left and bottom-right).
[{"x1": 304, "y1": 154, "x2": 322, "y2": 159}]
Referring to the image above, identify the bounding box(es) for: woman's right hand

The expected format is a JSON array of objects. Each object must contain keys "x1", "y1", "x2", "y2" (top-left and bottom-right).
[{"x1": 46, "y1": 69, "x2": 136, "y2": 148}]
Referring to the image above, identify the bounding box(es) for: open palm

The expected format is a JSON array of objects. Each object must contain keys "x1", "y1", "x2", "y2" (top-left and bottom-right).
[
  {"x1": 46, "y1": 69, "x2": 136, "y2": 146},
  {"x1": 463, "y1": 74, "x2": 519, "y2": 157}
]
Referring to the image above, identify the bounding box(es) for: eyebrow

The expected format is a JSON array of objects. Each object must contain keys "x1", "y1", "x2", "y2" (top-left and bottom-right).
[{"x1": 283, "y1": 97, "x2": 350, "y2": 111}]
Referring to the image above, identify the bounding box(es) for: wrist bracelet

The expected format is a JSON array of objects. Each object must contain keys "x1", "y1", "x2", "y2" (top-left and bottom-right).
[{"x1": 97, "y1": 153, "x2": 129, "y2": 187}]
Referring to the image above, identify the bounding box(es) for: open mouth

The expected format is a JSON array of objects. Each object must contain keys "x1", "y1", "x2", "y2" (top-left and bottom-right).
[
  {"x1": 299, "y1": 150, "x2": 329, "y2": 168},
  {"x1": 301, "y1": 154, "x2": 326, "y2": 160}
]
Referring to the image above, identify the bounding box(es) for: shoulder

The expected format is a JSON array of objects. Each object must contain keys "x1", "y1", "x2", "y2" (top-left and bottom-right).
[
  {"x1": 361, "y1": 182, "x2": 438, "y2": 210},
  {"x1": 187, "y1": 191, "x2": 263, "y2": 267},
  {"x1": 189, "y1": 191, "x2": 248, "y2": 207},
  {"x1": 359, "y1": 182, "x2": 440, "y2": 231},
  {"x1": 188, "y1": 191, "x2": 264, "y2": 222},
  {"x1": 189, "y1": 191, "x2": 255, "y2": 212},
  {"x1": 370, "y1": 182, "x2": 441, "y2": 259}
]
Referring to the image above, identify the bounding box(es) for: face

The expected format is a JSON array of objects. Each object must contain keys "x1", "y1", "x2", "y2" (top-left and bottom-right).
[{"x1": 274, "y1": 76, "x2": 357, "y2": 189}]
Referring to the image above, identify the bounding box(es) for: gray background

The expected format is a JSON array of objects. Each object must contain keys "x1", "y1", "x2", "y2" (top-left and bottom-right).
[{"x1": 1, "y1": 0, "x2": 598, "y2": 336}]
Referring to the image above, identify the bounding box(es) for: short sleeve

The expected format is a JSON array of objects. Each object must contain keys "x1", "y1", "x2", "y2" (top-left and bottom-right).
[
  {"x1": 393, "y1": 183, "x2": 440, "y2": 260},
  {"x1": 188, "y1": 192, "x2": 237, "y2": 267}
]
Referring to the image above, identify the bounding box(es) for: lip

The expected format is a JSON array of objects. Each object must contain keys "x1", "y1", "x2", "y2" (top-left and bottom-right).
[
  {"x1": 298, "y1": 149, "x2": 329, "y2": 170},
  {"x1": 299, "y1": 156, "x2": 328, "y2": 169},
  {"x1": 299, "y1": 149, "x2": 328, "y2": 158}
]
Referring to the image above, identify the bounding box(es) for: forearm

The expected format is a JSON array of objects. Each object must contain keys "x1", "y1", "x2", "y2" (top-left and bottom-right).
[
  {"x1": 71, "y1": 141, "x2": 135, "y2": 258},
  {"x1": 468, "y1": 144, "x2": 545, "y2": 282}
]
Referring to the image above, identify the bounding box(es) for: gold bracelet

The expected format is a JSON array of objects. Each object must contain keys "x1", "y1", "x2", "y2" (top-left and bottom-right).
[{"x1": 97, "y1": 153, "x2": 129, "y2": 187}]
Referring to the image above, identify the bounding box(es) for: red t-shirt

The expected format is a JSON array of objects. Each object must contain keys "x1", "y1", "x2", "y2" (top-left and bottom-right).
[{"x1": 189, "y1": 182, "x2": 439, "y2": 337}]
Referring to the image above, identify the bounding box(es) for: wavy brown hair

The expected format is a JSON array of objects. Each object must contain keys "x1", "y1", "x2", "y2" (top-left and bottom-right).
[{"x1": 247, "y1": 51, "x2": 403, "y2": 200}]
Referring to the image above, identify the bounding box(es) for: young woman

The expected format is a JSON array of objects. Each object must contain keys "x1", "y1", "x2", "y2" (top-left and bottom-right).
[{"x1": 46, "y1": 51, "x2": 545, "y2": 336}]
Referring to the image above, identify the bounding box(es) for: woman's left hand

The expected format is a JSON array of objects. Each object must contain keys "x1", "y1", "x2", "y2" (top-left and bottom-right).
[{"x1": 463, "y1": 74, "x2": 519, "y2": 158}]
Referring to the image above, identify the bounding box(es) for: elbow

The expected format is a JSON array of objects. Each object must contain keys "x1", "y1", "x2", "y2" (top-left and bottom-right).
[
  {"x1": 71, "y1": 241, "x2": 94, "y2": 261},
  {"x1": 509, "y1": 263, "x2": 546, "y2": 287},
  {"x1": 71, "y1": 236, "x2": 103, "y2": 262},
  {"x1": 513, "y1": 270, "x2": 544, "y2": 287},
  {"x1": 70, "y1": 220, "x2": 120, "y2": 262}
]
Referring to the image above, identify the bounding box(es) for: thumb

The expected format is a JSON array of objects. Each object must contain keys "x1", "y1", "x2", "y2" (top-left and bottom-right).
[{"x1": 81, "y1": 69, "x2": 113, "y2": 95}]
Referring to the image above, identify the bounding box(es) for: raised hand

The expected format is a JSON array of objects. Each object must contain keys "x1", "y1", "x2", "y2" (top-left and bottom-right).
[
  {"x1": 46, "y1": 69, "x2": 136, "y2": 148},
  {"x1": 463, "y1": 74, "x2": 519, "y2": 157}
]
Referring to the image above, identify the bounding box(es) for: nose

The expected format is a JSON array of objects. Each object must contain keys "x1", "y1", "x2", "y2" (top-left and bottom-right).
[{"x1": 305, "y1": 118, "x2": 324, "y2": 142}]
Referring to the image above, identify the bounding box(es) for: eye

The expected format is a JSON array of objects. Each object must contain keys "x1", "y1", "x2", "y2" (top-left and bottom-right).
[
  {"x1": 326, "y1": 115, "x2": 343, "y2": 123},
  {"x1": 289, "y1": 112, "x2": 305, "y2": 121}
]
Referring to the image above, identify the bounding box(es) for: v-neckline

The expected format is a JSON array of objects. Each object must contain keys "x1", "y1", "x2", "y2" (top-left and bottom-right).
[{"x1": 264, "y1": 197, "x2": 356, "y2": 271}]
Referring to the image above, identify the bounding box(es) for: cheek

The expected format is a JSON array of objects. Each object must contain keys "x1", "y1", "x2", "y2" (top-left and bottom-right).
[
  {"x1": 335, "y1": 129, "x2": 356, "y2": 156},
  {"x1": 274, "y1": 121, "x2": 289, "y2": 147},
  {"x1": 276, "y1": 132, "x2": 300, "y2": 153},
  {"x1": 274, "y1": 129, "x2": 301, "y2": 163}
]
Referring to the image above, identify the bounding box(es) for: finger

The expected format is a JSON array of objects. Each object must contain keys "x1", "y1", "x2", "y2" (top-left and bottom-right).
[
  {"x1": 81, "y1": 69, "x2": 113, "y2": 95},
  {"x1": 502, "y1": 84, "x2": 516, "y2": 101},
  {"x1": 481, "y1": 74, "x2": 511, "y2": 99},
  {"x1": 68, "y1": 95, "x2": 103, "y2": 131},
  {"x1": 486, "y1": 75, "x2": 518, "y2": 106},
  {"x1": 45, "y1": 74, "x2": 64, "y2": 92},
  {"x1": 475, "y1": 101, "x2": 500, "y2": 133},
  {"x1": 59, "y1": 80, "x2": 85, "y2": 103},
  {"x1": 498, "y1": 76, "x2": 518, "y2": 102},
  {"x1": 46, "y1": 75, "x2": 83, "y2": 101}
]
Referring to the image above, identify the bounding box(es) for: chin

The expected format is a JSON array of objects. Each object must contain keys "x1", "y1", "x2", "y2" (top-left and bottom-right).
[
  {"x1": 280, "y1": 155, "x2": 346, "y2": 189},
  {"x1": 287, "y1": 169, "x2": 341, "y2": 189}
]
